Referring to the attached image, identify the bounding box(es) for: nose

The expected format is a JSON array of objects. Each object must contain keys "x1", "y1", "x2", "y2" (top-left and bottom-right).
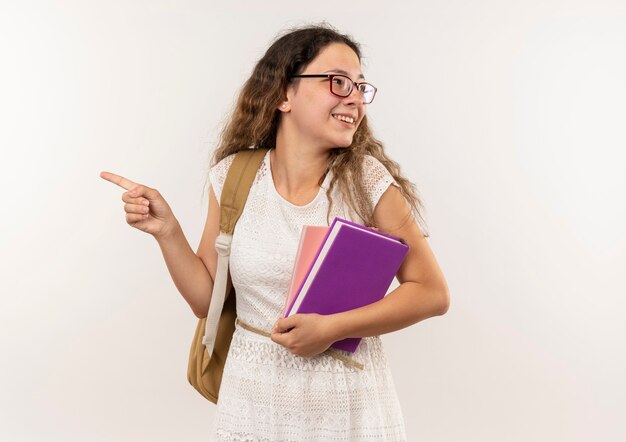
[{"x1": 343, "y1": 85, "x2": 365, "y2": 106}]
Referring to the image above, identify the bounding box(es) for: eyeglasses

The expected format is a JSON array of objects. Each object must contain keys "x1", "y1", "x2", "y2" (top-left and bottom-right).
[{"x1": 290, "y1": 74, "x2": 377, "y2": 104}]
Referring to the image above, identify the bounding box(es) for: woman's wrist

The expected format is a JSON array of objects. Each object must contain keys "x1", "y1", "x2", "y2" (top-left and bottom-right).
[{"x1": 154, "y1": 218, "x2": 182, "y2": 243}]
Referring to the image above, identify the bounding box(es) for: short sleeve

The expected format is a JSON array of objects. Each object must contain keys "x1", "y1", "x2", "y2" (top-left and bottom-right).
[
  {"x1": 208, "y1": 153, "x2": 236, "y2": 202},
  {"x1": 362, "y1": 155, "x2": 401, "y2": 210}
]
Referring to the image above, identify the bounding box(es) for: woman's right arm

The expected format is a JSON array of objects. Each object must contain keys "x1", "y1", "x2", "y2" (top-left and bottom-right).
[
  {"x1": 156, "y1": 184, "x2": 232, "y2": 318},
  {"x1": 155, "y1": 218, "x2": 214, "y2": 319}
]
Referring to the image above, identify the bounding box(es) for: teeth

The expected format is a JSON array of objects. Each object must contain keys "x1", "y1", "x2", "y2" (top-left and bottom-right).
[{"x1": 333, "y1": 114, "x2": 355, "y2": 124}]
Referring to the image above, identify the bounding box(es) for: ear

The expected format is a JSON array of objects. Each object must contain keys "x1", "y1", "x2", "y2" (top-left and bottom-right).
[{"x1": 278, "y1": 83, "x2": 296, "y2": 112}]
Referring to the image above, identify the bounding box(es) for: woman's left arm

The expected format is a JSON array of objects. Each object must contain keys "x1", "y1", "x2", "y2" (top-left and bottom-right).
[{"x1": 327, "y1": 184, "x2": 450, "y2": 342}]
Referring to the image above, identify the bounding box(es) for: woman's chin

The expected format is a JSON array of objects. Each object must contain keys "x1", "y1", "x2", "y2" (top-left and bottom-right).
[{"x1": 332, "y1": 136, "x2": 354, "y2": 148}]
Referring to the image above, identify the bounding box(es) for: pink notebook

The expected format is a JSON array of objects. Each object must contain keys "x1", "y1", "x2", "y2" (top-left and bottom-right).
[{"x1": 282, "y1": 226, "x2": 330, "y2": 316}]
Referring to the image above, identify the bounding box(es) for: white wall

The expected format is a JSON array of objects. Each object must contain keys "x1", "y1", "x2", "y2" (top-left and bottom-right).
[{"x1": 1, "y1": 0, "x2": 624, "y2": 440}]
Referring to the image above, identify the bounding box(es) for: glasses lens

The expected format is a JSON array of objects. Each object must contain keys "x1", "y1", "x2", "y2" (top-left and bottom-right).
[
  {"x1": 330, "y1": 75, "x2": 376, "y2": 103},
  {"x1": 330, "y1": 75, "x2": 352, "y2": 97},
  {"x1": 358, "y1": 83, "x2": 376, "y2": 104}
]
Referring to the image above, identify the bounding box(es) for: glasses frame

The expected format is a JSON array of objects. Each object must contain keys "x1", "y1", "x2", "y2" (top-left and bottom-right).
[{"x1": 290, "y1": 74, "x2": 377, "y2": 104}]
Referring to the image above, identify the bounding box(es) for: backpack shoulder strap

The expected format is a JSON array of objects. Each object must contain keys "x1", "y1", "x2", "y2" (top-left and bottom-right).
[
  {"x1": 219, "y1": 147, "x2": 269, "y2": 234},
  {"x1": 202, "y1": 147, "x2": 268, "y2": 356}
]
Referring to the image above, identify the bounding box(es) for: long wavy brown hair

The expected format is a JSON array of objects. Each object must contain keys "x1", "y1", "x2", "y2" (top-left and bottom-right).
[{"x1": 206, "y1": 23, "x2": 429, "y2": 237}]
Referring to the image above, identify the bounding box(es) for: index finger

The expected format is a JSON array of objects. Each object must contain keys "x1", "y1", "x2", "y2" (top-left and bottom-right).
[{"x1": 99, "y1": 171, "x2": 137, "y2": 190}]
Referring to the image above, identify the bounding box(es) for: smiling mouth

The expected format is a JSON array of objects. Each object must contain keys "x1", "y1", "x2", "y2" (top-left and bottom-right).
[{"x1": 332, "y1": 114, "x2": 356, "y2": 126}]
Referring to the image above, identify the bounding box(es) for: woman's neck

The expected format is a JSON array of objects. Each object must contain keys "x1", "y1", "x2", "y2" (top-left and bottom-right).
[{"x1": 270, "y1": 143, "x2": 329, "y2": 197}]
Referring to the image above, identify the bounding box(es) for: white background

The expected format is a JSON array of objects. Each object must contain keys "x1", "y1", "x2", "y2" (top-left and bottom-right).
[{"x1": 1, "y1": 0, "x2": 625, "y2": 441}]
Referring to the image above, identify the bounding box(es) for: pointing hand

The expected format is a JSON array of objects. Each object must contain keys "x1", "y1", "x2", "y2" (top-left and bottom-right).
[{"x1": 100, "y1": 171, "x2": 178, "y2": 239}]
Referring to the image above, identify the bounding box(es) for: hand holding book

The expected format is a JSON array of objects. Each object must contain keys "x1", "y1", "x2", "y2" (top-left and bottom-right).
[{"x1": 270, "y1": 312, "x2": 338, "y2": 358}]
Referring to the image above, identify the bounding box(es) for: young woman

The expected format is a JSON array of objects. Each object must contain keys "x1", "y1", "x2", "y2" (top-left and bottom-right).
[{"x1": 101, "y1": 23, "x2": 449, "y2": 441}]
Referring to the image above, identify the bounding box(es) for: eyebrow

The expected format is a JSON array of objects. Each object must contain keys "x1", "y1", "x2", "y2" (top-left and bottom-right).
[{"x1": 323, "y1": 69, "x2": 365, "y2": 80}]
